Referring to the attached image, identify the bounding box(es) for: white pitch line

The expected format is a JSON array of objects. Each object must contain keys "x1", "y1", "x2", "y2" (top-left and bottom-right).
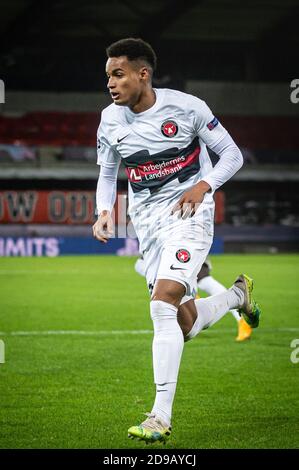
[
  {"x1": 0, "y1": 330, "x2": 153, "y2": 336},
  {"x1": 0, "y1": 270, "x2": 82, "y2": 275},
  {"x1": 0, "y1": 328, "x2": 298, "y2": 337}
]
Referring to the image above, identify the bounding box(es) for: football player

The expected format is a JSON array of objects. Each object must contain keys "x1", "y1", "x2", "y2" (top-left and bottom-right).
[{"x1": 93, "y1": 38, "x2": 260, "y2": 443}]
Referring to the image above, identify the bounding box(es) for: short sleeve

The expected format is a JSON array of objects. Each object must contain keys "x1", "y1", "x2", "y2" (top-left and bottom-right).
[{"x1": 189, "y1": 96, "x2": 228, "y2": 148}]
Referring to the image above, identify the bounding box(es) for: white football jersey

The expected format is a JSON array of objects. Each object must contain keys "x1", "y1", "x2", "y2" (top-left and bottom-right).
[{"x1": 97, "y1": 88, "x2": 227, "y2": 251}]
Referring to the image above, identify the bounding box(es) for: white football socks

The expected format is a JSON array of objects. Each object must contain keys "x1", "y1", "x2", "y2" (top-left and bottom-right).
[
  {"x1": 186, "y1": 285, "x2": 244, "y2": 341},
  {"x1": 150, "y1": 300, "x2": 184, "y2": 425},
  {"x1": 198, "y1": 275, "x2": 241, "y2": 322},
  {"x1": 151, "y1": 383, "x2": 177, "y2": 427}
]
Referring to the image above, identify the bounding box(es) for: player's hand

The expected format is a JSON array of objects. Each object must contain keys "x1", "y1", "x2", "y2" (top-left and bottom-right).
[
  {"x1": 171, "y1": 180, "x2": 211, "y2": 219},
  {"x1": 92, "y1": 210, "x2": 114, "y2": 243}
]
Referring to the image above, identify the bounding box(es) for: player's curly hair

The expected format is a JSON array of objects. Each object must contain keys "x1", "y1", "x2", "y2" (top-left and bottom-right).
[{"x1": 106, "y1": 38, "x2": 157, "y2": 73}]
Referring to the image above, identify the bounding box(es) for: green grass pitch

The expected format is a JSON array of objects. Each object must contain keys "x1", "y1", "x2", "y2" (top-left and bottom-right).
[{"x1": 0, "y1": 254, "x2": 298, "y2": 449}]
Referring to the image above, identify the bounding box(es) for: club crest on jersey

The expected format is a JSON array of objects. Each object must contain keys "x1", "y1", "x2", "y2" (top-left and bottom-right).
[
  {"x1": 175, "y1": 249, "x2": 191, "y2": 263},
  {"x1": 161, "y1": 120, "x2": 178, "y2": 138}
]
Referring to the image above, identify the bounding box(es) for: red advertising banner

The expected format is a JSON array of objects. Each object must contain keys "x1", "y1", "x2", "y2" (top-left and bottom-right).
[
  {"x1": 0, "y1": 191, "x2": 98, "y2": 224},
  {"x1": 0, "y1": 190, "x2": 224, "y2": 224}
]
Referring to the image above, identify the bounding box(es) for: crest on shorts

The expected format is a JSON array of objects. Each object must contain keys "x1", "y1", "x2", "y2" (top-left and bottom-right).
[
  {"x1": 175, "y1": 249, "x2": 191, "y2": 263},
  {"x1": 161, "y1": 120, "x2": 178, "y2": 138}
]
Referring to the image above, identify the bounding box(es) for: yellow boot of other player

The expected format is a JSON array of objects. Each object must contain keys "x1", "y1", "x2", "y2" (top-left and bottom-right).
[{"x1": 236, "y1": 317, "x2": 252, "y2": 342}]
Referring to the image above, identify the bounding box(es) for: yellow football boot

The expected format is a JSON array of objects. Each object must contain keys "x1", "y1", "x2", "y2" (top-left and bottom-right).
[
  {"x1": 128, "y1": 413, "x2": 171, "y2": 444},
  {"x1": 236, "y1": 317, "x2": 253, "y2": 342}
]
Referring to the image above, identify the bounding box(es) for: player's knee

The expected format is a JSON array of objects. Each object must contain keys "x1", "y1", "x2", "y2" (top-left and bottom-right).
[
  {"x1": 150, "y1": 300, "x2": 177, "y2": 322},
  {"x1": 151, "y1": 281, "x2": 185, "y2": 307},
  {"x1": 151, "y1": 291, "x2": 177, "y2": 306}
]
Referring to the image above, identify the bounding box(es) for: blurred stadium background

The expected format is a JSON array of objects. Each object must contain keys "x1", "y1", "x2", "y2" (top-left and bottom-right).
[
  {"x1": 0, "y1": 0, "x2": 298, "y2": 256},
  {"x1": 1, "y1": 0, "x2": 299, "y2": 451}
]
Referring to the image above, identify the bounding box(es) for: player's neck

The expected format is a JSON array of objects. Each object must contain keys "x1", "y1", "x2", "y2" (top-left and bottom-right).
[{"x1": 129, "y1": 88, "x2": 156, "y2": 114}]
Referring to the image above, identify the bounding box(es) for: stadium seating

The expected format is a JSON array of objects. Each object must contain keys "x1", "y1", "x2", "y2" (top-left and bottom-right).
[
  {"x1": 0, "y1": 112, "x2": 298, "y2": 158},
  {"x1": 0, "y1": 112, "x2": 99, "y2": 147}
]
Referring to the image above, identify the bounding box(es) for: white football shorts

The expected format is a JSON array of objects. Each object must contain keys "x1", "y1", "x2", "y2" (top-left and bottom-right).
[{"x1": 143, "y1": 228, "x2": 213, "y2": 305}]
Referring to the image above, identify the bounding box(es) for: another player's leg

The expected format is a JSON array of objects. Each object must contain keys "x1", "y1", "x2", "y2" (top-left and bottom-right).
[
  {"x1": 128, "y1": 279, "x2": 185, "y2": 443},
  {"x1": 236, "y1": 317, "x2": 253, "y2": 342}
]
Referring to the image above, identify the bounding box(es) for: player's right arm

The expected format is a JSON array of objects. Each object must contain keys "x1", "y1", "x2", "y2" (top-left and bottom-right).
[
  {"x1": 93, "y1": 117, "x2": 121, "y2": 243},
  {"x1": 93, "y1": 209, "x2": 114, "y2": 243}
]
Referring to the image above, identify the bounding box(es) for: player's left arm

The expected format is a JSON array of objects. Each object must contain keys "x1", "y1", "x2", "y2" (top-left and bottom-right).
[{"x1": 172, "y1": 99, "x2": 243, "y2": 217}]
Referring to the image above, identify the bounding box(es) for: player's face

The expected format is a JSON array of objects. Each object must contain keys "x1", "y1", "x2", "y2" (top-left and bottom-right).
[{"x1": 106, "y1": 56, "x2": 147, "y2": 107}]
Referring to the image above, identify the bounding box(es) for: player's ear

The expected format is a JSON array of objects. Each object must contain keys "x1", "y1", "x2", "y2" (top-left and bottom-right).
[{"x1": 139, "y1": 66, "x2": 150, "y2": 81}]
